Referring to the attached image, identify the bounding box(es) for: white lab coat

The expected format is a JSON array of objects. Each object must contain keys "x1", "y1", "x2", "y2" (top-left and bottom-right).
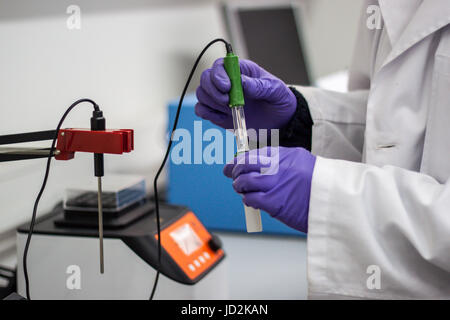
[{"x1": 295, "y1": 0, "x2": 450, "y2": 299}]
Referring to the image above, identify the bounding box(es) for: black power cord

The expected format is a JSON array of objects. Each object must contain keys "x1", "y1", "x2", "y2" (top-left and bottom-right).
[
  {"x1": 22, "y1": 39, "x2": 231, "y2": 300},
  {"x1": 23, "y1": 98, "x2": 99, "y2": 300},
  {"x1": 150, "y1": 38, "x2": 231, "y2": 300}
]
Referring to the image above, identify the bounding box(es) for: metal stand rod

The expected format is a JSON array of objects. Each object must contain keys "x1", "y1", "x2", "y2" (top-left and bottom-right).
[{"x1": 97, "y1": 177, "x2": 104, "y2": 274}]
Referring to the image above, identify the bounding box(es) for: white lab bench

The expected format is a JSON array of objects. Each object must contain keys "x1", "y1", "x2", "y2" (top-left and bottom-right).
[
  {"x1": 1, "y1": 230, "x2": 307, "y2": 299},
  {"x1": 217, "y1": 232, "x2": 308, "y2": 300}
]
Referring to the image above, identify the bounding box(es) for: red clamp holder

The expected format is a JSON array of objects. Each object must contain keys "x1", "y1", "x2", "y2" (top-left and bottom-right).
[
  {"x1": 55, "y1": 128, "x2": 134, "y2": 160},
  {"x1": 0, "y1": 128, "x2": 133, "y2": 162}
]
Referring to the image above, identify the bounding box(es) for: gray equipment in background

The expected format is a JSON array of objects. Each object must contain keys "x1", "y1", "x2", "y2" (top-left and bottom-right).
[{"x1": 222, "y1": 1, "x2": 311, "y2": 85}]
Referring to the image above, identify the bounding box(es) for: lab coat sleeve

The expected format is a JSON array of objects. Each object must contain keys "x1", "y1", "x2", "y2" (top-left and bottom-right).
[
  {"x1": 291, "y1": 86, "x2": 368, "y2": 162},
  {"x1": 307, "y1": 157, "x2": 450, "y2": 299}
]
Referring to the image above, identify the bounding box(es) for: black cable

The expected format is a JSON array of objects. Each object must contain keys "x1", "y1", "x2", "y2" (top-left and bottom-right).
[
  {"x1": 23, "y1": 98, "x2": 99, "y2": 300},
  {"x1": 150, "y1": 38, "x2": 230, "y2": 300}
]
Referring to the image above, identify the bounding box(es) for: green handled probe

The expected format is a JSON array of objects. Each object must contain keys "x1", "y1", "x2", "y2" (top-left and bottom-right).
[{"x1": 224, "y1": 46, "x2": 263, "y2": 233}]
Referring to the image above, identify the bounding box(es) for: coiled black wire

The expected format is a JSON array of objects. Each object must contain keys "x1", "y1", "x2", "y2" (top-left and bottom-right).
[
  {"x1": 23, "y1": 98, "x2": 99, "y2": 300},
  {"x1": 150, "y1": 38, "x2": 230, "y2": 300}
]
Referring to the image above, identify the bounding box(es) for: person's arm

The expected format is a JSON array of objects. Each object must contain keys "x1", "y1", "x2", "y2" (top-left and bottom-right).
[
  {"x1": 196, "y1": 2, "x2": 374, "y2": 163},
  {"x1": 281, "y1": 2, "x2": 375, "y2": 162},
  {"x1": 223, "y1": 145, "x2": 450, "y2": 298},
  {"x1": 281, "y1": 87, "x2": 368, "y2": 161},
  {"x1": 308, "y1": 157, "x2": 450, "y2": 299}
]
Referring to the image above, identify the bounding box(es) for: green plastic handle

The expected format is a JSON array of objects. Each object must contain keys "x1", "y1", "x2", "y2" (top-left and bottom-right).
[{"x1": 224, "y1": 52, "x2": 245, "y2": 107}]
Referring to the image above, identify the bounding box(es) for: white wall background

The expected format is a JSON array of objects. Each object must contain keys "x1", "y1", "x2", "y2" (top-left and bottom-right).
[
  {"x1": 0, "y1": 0, "x2": 362, "y2": 289},
  {"x1": 298, "y1": 0, "x2": 362, "y2": 78},
  {"x1": 0, "y1": 0, "x2": 227, "y2": 238}
]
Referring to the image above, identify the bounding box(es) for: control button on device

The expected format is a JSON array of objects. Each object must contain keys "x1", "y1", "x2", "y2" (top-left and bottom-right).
[
  {"x1": 204, "y1": 252, "x2": 210, "y2": 259},
  {"x1": 199, "y1": 256, "x2": 205, "y2": 263},
  {"x1": 194, "y1": 260, "x2": 200, "y2": 267},
  {"x1": 207, "y1": 233, "x2": 222, "y2": 252},
  {"x1": 188, "y1": 264, "x2": 195, "y2": 271}
]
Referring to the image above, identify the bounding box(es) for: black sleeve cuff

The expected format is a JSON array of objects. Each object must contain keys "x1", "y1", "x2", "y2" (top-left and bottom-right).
[{"x1": 279, "y1": 87, "x2": 314, "y2": 150}]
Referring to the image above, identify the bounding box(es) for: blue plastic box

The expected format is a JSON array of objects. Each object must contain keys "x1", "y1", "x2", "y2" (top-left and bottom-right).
[{"x1": 167, "y1": 94, "x2": 303, "y2": 236}]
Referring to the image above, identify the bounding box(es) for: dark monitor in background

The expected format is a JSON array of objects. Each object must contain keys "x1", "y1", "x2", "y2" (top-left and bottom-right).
[{"x1": 223, "y1": 3, "x2": 311, "y2": 86}]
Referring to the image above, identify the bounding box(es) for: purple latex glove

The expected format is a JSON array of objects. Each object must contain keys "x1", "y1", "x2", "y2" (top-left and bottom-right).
[
  {"x1": 223, "y1": 146, "x2": 316, "y2": 233},
  {"x1": 195, "y1": 58, "x2": 297, "y2": 130}
]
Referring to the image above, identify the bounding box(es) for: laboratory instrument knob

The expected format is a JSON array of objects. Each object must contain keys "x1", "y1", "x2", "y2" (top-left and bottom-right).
[{"x1": 208, "y1": 234, "x2": 222, "y2": 252}]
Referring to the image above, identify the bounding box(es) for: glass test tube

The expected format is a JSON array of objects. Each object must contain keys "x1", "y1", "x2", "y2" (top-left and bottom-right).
[{"x1": 232, "y1": 106, "x2": 263, "y2": 233}]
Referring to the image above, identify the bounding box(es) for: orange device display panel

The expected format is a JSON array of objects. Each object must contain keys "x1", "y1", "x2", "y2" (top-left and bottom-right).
[{"x1": 156, "y1": 211, "x2": 224, "y2": 280}]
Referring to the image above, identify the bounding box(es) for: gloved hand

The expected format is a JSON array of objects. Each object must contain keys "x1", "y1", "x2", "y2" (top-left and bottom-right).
[
  {"x1": 223, "y1": 146, "x2": 316, "y2": 233},
  {"x1": 195, "y1": 59, "x2": 297, "y2": 131}
]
